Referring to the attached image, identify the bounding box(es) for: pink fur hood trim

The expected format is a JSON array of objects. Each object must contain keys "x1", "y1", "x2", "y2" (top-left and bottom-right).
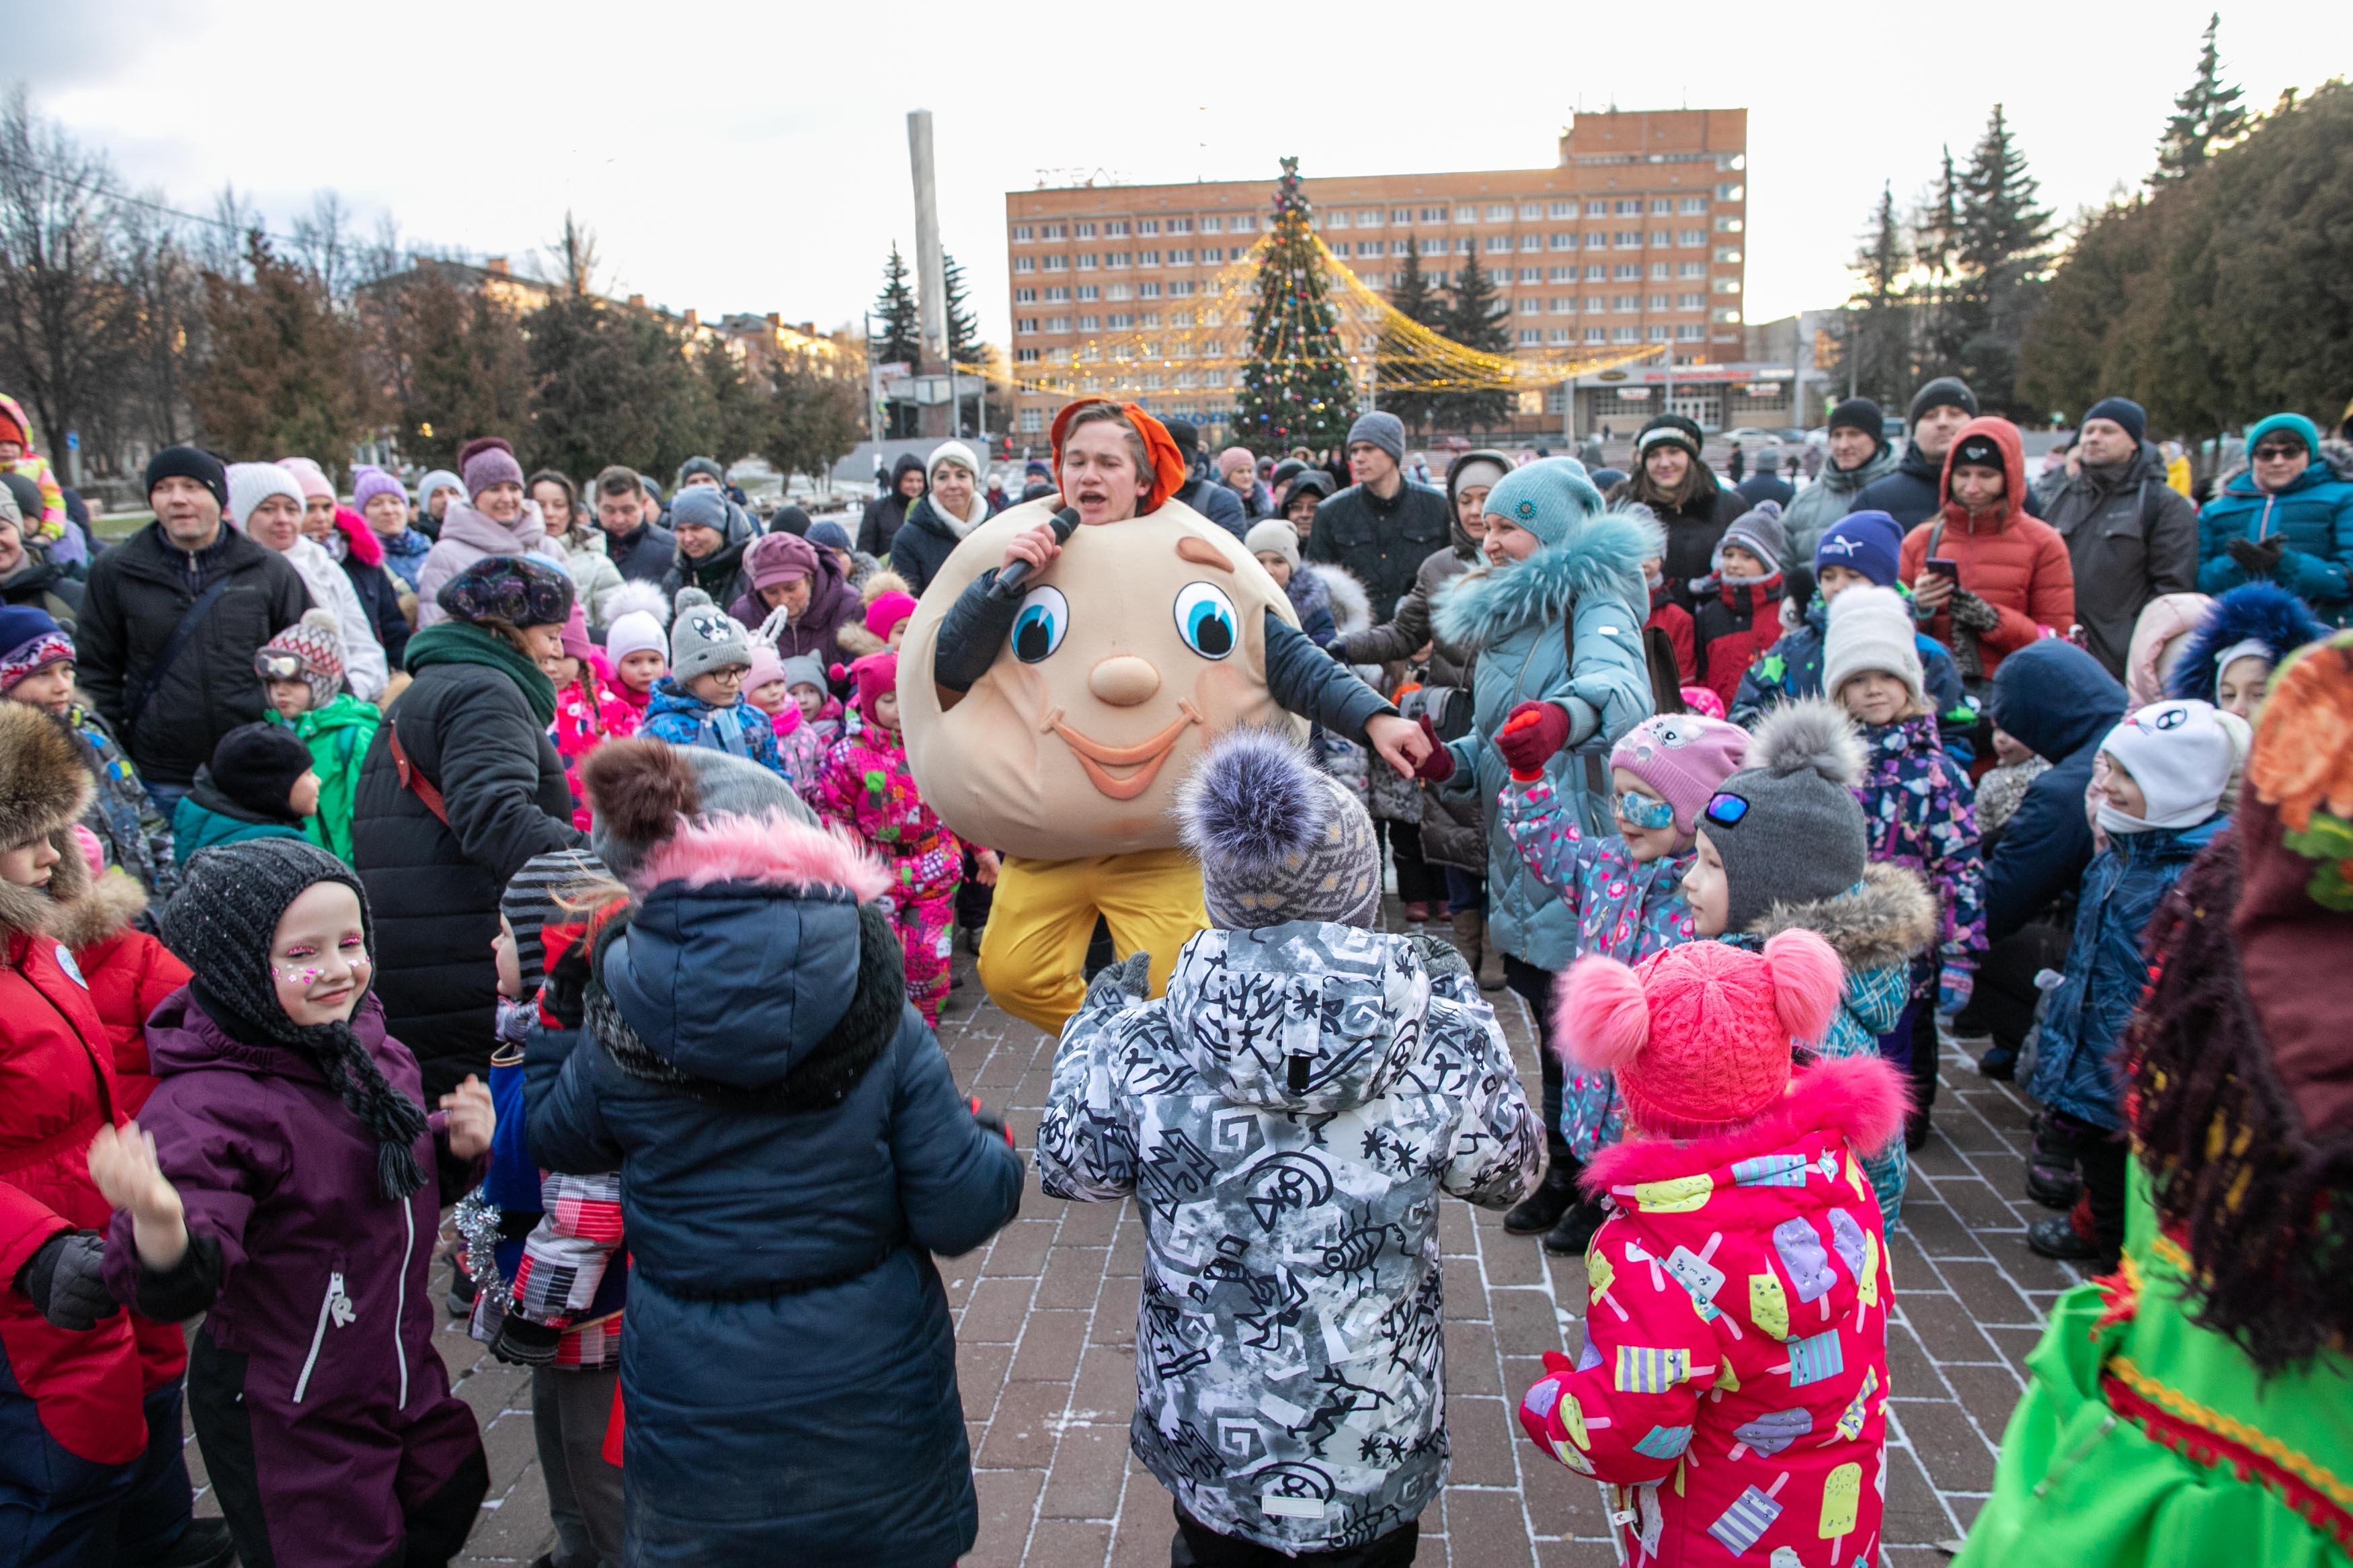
[
  {"x1": 1579, "y1": 1053, "x2": 1911, "y2": 1196},
  {"x1": 631, "y1": 809, "x2": 893, "y2": 904},
  {"x1": 334, "y1": 505, "x2": 385, "y2": 567}
]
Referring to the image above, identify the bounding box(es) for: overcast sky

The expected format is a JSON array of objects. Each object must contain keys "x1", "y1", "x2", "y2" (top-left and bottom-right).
[{"x1": 16, "y1": 0, "x2": 2341, "y2": 350}]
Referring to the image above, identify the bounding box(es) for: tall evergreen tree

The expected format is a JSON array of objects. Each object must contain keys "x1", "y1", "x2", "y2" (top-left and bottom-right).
[
  {"x1": 871, "y1": 243, "x2": 922, "y2": 438},
  {"x1": 1952, "y1": 104, "x2": 2055, "y2": 415},
  {"x1": 1233, "y1": 159, "x2": 1357, "y2": 452},
  {"x1": 943, "y1": 250, "x2": 987, "y2": 434},
  {"x1": 1912, "y1": 147, "x2": 1965, "y2": 378},
  {"x1": 2154, "y1": 13, "x2": 2249, "y2": 187},
  {"x1": 1437, "y1": 255, "x2": 1513, "y2": 434},
  {"x1": 1843, "y1": 183, "x2": 1914, "y2": 407},
  {"x1": 189, "y1": 231, "x2": 372, "y2": 466},
  {"x1": 370, "y1": 261, "x2": 530, "y2": 471},
  {"x1": 528, "y1": 295, "x2": 705, "y2": 478},
  {"x1": 1378, "y1": 235, "x2": 1443, "y2": 436}
]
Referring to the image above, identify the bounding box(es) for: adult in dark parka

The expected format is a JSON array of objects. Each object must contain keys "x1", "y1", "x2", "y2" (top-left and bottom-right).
[
  {"x1": 528, "y1": 740, "x2": 1023, "y2": 1567},
  {"x1": 860, "y1": 454, "x2": 928, "y2": 559},
  {"x1": 352, "y1": 554, "x2": 584, "y2": 1100}
]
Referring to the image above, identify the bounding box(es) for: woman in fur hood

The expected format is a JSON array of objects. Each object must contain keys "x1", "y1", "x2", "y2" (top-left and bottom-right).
[
  {"x1": 1421, "y1": 458, "x2": 1659, "y2": 1235},
  {"x1": 1677, "y1": 698, "x2": 1938, "y2": 1224}
]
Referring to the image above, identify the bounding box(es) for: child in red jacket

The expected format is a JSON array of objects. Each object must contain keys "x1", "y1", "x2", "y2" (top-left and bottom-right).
[
  {"x1": 56, "y1": 826, "x2": 191, "y2": 1116},
  {"x1": 1691, "y1": 501, "x2": 1787, "y2": 708},
  {"x1": 1519, "y1": 932, "x2": 1906, "y2": 1568},
  {"x1": 0, "y1": 702, "x2": 228, "y2": 1566}
]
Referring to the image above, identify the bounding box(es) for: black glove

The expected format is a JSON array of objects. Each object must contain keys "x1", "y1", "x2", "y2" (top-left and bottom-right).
[
  {"x1": 14, "y1": 1231, "x2": 120, "y2": 1331},
  {"x1": 1947, "y1": 589, "x2": 2001, "y2": 635},
  {"x1": 489, "y1": 1313, "x2": 563, "y2": 1366},
  {"x1": 2227, "y1": 535, "x2": 2287, "y2": 575},
  {"x1": 968, "y1": 1098, "x2": 1016, "y2": 1151}
]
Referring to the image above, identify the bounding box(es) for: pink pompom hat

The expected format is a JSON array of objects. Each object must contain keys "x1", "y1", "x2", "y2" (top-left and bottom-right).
[{"x1": 1556, "y1": 931, "x2": 1844, "y2": 1138}]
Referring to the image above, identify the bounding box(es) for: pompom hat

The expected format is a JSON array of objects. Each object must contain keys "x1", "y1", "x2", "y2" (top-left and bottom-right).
[
  {"x1": 1559, "y1": 930, "x2": 1845, "y2": 1138},
  {"x1": 255, "y1": 608, "x2": 348, "y2": 706},
  {"x1": 1177, "y1": 727, "x2": 1381, "y2": 930},
  {"x1": 458, "y1": 436, "x2": 525, "y2": 499},
  {"x1": 1702, "y1": 699, "x2": 1870, "y2": 934}
]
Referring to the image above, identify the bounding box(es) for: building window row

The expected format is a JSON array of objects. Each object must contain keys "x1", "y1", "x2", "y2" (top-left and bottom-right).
[{"x1": 1013, "y1": 215, "x2": 1257, "y2": 243}]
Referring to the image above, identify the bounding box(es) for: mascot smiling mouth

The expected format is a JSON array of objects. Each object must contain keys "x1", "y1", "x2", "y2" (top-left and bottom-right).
[{"x1": 1046, "y1": 700, "x2": 1203, "y2": 799}]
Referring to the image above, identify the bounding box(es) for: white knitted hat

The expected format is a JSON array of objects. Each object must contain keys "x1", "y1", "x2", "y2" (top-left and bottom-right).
[{"x1": 1823, "y1": 585, "x2": 1925, "y2": 712}]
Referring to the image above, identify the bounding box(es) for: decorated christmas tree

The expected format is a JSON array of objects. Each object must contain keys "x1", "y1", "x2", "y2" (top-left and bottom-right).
[{"x1": 1234, "y1": 158, "x2": 1359, "y2": 452}]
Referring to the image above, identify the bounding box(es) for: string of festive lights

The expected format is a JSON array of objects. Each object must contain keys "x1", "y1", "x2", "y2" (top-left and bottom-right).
[{"x1": 1010, "y1": 228, "x2": 1662, "y2": 403}]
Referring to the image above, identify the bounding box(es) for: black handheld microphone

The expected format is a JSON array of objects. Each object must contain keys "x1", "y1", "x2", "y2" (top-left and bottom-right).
[{"x1": 988, "y1": 507, "x2": 1082, "y2": 601}]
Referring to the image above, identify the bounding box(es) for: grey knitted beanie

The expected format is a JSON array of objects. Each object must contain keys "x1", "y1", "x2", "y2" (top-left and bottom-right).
[
  {"x1": 1702, "y1": 699, "x2": 1869, "y2": 933},
  {"x1": 668, "y1": 588, "x2": 751, "y2": 683},
  {"x1": 1178, "y1": 728, "x2": 1381, "y2": 930}
]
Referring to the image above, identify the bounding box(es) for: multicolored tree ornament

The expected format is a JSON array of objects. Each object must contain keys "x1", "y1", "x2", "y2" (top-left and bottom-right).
[{"x1": 1233, "y1": 157, "x2": 1359, "y2": 451}]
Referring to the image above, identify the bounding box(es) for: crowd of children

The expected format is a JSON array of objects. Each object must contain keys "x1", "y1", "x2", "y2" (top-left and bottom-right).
[{"x1": 5, "y1": 409, "x2": 2351, "y2": 1567}]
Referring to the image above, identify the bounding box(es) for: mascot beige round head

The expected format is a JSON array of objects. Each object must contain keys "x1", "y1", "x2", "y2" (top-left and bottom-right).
[{"x1": 902, "y1": 400, "x2": 1304, "y2": 860}]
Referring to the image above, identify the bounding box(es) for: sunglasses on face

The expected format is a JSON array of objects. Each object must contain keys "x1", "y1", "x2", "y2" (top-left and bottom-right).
[
  {"x1": 2252, "y1": 443, "x2": 2306, "y2": 462},
  {"x1": 1704, "y1": 792, "x2": 1751, "y2": 827},
  {"x1": 1614, "y1": 790, "x2": 1677, "y2": 831}
]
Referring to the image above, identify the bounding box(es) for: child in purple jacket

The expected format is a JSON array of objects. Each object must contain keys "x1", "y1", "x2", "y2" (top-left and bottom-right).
[
  {"x1": 1824, "y1": 586, "x2": 1985, "y2": 1149},
  {"x1": 93, "y1": 839, "x2": 497, "y2": 1568},
  {"x1": 1497, "y1": 710, "x2": 1749, "y2": 1252}
]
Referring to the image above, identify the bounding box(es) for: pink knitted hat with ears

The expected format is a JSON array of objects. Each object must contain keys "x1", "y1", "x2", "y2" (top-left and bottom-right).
[
  {"x1": 1558, "y1": 930, "x2": 1843, "y2": 1138},
  {"x1": 1607, "y1": 713, "x2": 1751, "y2": 840}
]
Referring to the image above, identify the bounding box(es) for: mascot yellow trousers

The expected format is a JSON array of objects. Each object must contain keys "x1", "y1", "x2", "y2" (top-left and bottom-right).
[{"x1": 975, "y1": 847, "x2": 1207, "y2": 1034}]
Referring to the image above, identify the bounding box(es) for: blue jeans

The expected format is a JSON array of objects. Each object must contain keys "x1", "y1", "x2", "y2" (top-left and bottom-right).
[{"x1": 143, "y1": 781, "x2": 189, "y2": 817}]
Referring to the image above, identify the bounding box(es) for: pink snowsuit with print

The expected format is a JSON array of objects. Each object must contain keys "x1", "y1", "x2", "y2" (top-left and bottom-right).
[
  {"x1": 1519, "y1": 1055, "x2": 1899, "y2": 1568},
  {"x1": 552, "y1": 653, "x2": 640, "y2": 831},
  {"x1": 815, "y1": 724, "x2": 960, "y2": 1026}
]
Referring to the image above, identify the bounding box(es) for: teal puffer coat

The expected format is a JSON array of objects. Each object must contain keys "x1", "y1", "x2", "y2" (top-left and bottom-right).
[{"x1": 1430, "y1": 511, "x2": 1655, "y2": 968}]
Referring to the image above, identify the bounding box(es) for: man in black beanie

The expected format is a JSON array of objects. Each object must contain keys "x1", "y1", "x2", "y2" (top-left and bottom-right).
[
  {"x1": 1856, "y1": 376, "x2": 1982, "y2": 528},
  {"x1": 74, "y1": 446, "x2": 309, "y2": 809},
  {"x1": 1784, "y1": 397, "x2": 1902, "y2": 561},
  {"x1": 2040, "y1": 393, "x2": 2198, "y2": 677}
]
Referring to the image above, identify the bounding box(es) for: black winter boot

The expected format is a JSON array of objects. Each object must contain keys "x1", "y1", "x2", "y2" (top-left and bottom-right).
[{"x1": 1505, "y1": 1160, "x2": 1579, "y2": 1235}]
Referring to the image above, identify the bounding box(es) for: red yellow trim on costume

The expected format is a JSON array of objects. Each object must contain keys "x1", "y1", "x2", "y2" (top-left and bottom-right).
[{"x1": 2102, "y1": 1356, "x2": 2353, "y2": 1549}]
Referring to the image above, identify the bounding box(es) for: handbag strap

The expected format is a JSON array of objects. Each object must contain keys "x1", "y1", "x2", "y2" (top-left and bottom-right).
[
  {"x1": 122, "y1": 576, "x2": 234, "y2": 732},
  {"x1": 387, "y1": 719, "x2": 451, "y2": 826}
]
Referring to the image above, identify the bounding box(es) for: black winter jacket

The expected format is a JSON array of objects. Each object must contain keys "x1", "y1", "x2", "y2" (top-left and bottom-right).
[
  {"x1": 340, "y1": 552, "x2": 410, "y2": 671},
  {"x1": 2040, "y1": 440, "x2": 2200, "y2": 679},
  {"x1": 1605, "y1": 474, "x2": 1747, "y2": 602},
  {"x1": 75, "y1": 523, "x2": 313, "y2": 786},
  {"x1": 1306, "y1": 480, "x2": 1454, "y2": 623},
  {"x1": 352, "y1": 659, "x2": 584, "y2": 1098},
  {"x1": 887, "y1": 495, "x2": 969, "y2": 597},
  {"x1": 861, "y1": 456, "x2": 928, "y2": 559},
  {"x1": 603, "y1": 520, "x2": 676, "y2": 585}
]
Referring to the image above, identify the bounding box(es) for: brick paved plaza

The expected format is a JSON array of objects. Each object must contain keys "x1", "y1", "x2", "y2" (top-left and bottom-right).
[{"x1": 182, "y1": 920, "x2": 2083, "y2": 1566}]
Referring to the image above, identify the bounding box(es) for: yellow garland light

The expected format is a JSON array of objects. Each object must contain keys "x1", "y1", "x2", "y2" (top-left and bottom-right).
[{"x1": 1014, "y1": 231, "x2": 1663, "y2": 400}]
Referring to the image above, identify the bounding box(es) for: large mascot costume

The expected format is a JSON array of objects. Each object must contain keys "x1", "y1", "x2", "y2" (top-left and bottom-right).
[{"x1": 903, "y1": 400, "x2": 1398, "y2": 1032}]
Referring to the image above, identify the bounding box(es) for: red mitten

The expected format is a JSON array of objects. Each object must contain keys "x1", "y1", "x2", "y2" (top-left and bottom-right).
[
  {"x1": 1496, "y1": 701, "x2": 1571, "y2": 782},
  {"x1": 1412, "y1": 715, "x2": 1455, "y2": 783}
]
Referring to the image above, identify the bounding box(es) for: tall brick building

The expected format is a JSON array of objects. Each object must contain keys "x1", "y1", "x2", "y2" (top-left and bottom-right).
[{"x1": 1002, "y1": 108, "x2": 1786, "y2": 444}]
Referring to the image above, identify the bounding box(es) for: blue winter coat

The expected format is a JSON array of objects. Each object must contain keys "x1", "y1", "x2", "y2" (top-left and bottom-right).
[
  {"x1": 2194, "y1": 444, "x2": 2353, "y2": 624},
  {"x1": 640, "y1": 676, "x2": 792, "y2": 780},
  {"x1": 526, "y1": 839, "x2": 1025, "y2": 1567},
  {"x1": 1430, "y1": 512, "x2": 1655, "y2": 968},
  {"x1": 1984, "y1": 641, "x2": 2126, "y2": 942},
  {"x1": 2030, "y1": 815, "x2": 2225, "y2": 1129}
]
